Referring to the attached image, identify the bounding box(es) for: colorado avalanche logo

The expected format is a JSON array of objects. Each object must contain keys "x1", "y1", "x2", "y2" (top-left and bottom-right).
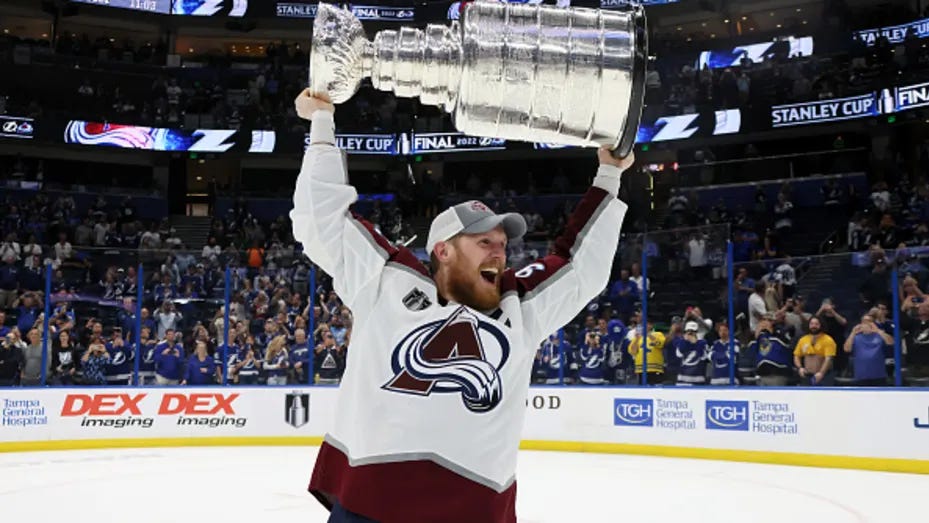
[{"x1": 383, "y1": 307, "x2": 510, "y2": 413}]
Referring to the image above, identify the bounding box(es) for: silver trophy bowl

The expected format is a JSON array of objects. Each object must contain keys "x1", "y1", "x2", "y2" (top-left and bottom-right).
[{"x1": 310, "y1": 1, "x2": 647, "y2": 156}]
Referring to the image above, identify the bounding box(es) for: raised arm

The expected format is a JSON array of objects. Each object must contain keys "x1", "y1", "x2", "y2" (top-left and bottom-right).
[
  {"x1": 289, "y1": 90, "x2": 407, "y2": 314},
  {"x1": 513, "y1": 149, "x2": 634, "y2": 344}
]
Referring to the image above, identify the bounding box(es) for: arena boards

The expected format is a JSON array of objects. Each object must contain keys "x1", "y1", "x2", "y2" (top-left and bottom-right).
[{"x1": 2, "y1": 387, "x2": 928, "y2": 475}]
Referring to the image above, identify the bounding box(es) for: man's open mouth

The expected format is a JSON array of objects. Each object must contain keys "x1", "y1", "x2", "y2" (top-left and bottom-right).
[{"x1": 480, "y1": 267, "x2": 499, "y2": 284}]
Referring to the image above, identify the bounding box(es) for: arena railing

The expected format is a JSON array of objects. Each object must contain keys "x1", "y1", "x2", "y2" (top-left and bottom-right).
[{"x1": 5, "y1": 239, "x2": 929, "y2": 389}]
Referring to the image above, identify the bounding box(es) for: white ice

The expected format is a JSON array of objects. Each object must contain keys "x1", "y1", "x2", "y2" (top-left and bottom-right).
[{"x1": 1, "y1": 446, "x2": 925, "y2": 522}]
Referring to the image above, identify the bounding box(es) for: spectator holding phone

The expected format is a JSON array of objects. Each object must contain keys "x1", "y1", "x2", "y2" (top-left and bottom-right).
[
  {"x1": 844, "y1": 314, "x2": 892, "y2": 386},
  {"x1": 231, "y1": 335, "x2": 261, "y2": 385},
  {"x1": 676, "y1": 321, "x2": 708, "y2": 385},
  {"x1": 105, "y1": 327, "x2": 132, "y2": 385},
  {"x1": 901, "y1": 300, "x2": 929, "y2": 381},
  {"x1": 81, "y1": 337, "x2": 110, "y2": 386},
  {"x1": 577, "y1": 331, "x2": 605, "y2": 385}
]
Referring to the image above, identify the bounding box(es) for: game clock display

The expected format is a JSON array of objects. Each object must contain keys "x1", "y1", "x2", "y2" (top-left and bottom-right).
[{"x1": 71, "y1": 0, "x2": 172, "y2": 14}]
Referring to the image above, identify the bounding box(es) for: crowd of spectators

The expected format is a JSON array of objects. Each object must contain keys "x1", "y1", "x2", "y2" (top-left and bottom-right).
[{"x1": 2, "y1": 166, "x2": 929, "y2": 388}]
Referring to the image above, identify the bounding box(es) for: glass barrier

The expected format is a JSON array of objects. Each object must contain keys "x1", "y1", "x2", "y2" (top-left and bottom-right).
[{"x1": 5, "y1": 235, "x2": 928, "y2": 389}]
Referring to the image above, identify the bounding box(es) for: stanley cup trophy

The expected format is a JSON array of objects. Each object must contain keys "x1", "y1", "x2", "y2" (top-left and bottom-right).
[{"x1": 309, "y1": 1, "x2": 647, "y2": 156}]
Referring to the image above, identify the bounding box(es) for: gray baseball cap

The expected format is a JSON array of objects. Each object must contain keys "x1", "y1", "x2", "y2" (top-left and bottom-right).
[{"x1": 426, "y1": 200, "x2": 527, "y2": 255}]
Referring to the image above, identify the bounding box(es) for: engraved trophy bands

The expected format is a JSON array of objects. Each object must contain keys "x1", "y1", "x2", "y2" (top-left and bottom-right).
[{"x1": 310, "y1": 1, "x2": 647, "y2": 156}]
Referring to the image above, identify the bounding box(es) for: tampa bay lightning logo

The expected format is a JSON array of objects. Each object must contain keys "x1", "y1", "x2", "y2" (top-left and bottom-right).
[{"x1": 383, "y1": 307, "x2": 510, "y2": 413}]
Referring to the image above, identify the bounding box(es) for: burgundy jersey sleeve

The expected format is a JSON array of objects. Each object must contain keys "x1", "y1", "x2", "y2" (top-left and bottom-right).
[{"x1": 503, "y1": 186, "x2": 628, "y2": 346}]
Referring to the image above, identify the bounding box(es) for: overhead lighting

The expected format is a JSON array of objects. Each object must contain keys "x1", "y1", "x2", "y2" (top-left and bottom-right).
[
  {"x1": 676, "y1": 26, "x2": 682, "y2": 31},
  {"x1": 701, "y1": 22, "x2": 707, "y2": 27},
  {"x1": 710, "y1": 33, "x2": 716, "y2": 38},
  {"x1": 188, "y1": 48, "x2": 194, "y2": 53},
  {"x1": 769, "y1": 12, "x2": 774, "y2": 16},
  {"x1": 802, "y1": 20, "x2": 808, "y2": 24},
  {"x1": 776, "y1": 24, "x2": 783, "y2": 28},
  {"x1": 796, "y1": 7, "x2": 802, "y2": 12},
  {"x1": 724, "y1": 18, "x2": 730, "y2": 23},
  {"x1": 41, "y1": 33, "x2": 48, "y2": 38}
]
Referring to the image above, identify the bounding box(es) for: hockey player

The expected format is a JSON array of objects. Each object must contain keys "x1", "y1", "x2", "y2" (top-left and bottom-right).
[{"x1": 293, "y1": 90, "x2": 634, "y2": 523}]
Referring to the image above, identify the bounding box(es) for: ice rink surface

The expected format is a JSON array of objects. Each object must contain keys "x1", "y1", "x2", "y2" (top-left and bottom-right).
[{"x1": 1, "y1": 446, "x2": 926, "y2": 522}]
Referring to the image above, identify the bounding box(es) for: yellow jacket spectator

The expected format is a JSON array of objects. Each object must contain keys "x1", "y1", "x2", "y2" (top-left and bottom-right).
[{"x1": 629, "y1": 327, "x2": 666, "y2": 385}]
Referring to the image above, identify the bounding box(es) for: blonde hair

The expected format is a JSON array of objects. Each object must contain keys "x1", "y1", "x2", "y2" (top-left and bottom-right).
[{"x1": 265, "y1": 335, "x2": 288, "y2": 361}]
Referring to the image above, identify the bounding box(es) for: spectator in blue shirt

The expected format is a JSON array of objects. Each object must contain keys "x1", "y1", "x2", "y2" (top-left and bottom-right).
[
  {"x1": 14, "y1": 292, "x2": 41, "y2": 335},
  {"x1": 609, "y1": 269, "x2": 639, "y2": 322},
  {"x1": 154, "y1": 329, "x2": 184, "y2": 385},
  {"x1": 182, "y1": 341, "x2": 219, "y2": 386},
  {"x1": 843, "y1": 314, "x2": 893, "y2": 386}
]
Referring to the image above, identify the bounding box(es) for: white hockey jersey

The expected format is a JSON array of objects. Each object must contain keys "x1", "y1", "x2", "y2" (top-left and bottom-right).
[{"x1": 292, "y1": 111, "x2": 628, "y2": 523}]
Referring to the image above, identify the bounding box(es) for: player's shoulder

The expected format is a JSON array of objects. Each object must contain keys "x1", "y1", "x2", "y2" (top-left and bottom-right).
[{"x1": 386, "y1": 244, "x2": 431, "y2": 280}]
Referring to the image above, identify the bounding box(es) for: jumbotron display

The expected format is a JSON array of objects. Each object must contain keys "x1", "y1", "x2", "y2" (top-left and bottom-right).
[{"x1": 71, "y1": 0, "x2": 172, "y2": 13}]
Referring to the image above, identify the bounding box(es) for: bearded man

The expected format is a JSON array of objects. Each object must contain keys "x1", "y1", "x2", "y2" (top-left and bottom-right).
[{"x1": 291, "y1": 89, "x2": 635, "y2": 523}]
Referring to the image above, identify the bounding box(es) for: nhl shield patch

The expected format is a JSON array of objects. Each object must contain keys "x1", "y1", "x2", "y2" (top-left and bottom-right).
[{"x1": 284, "y1": 392, "x2": 310, "y2": 428}]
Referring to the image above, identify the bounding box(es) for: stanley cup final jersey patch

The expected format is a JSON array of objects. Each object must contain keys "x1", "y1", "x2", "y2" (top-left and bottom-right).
[{"x1": 402, "y1": 287, "x2": 433, "y2": 311}]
